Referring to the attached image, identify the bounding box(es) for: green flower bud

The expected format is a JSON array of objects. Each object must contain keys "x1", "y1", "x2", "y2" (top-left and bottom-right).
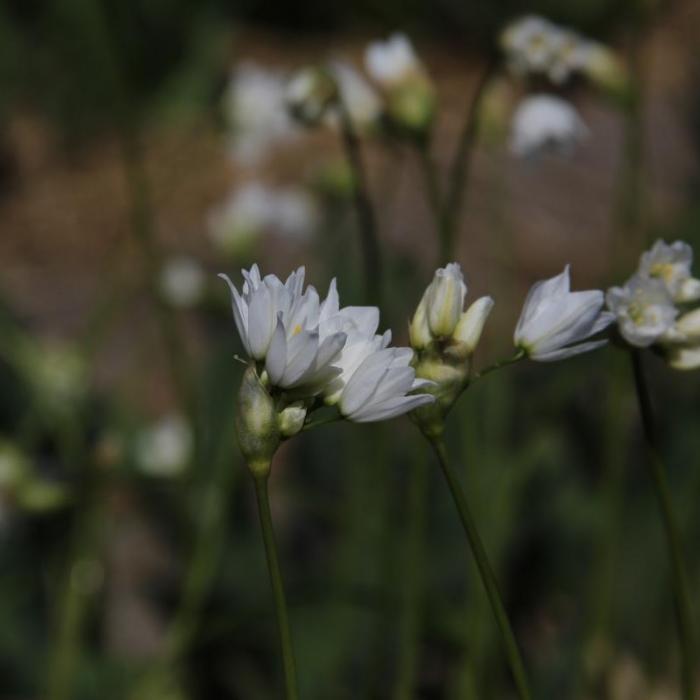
[
  {"x1": 278, "y1": 402, "x2": 307, "y2": 438},
  {"x1": 236, "y1": 366, "x2": 280, "y2": 477},
  {"x1": 446, "y1": 296, "x2": 495, "y2": 361},
  {"x1": 386, "y1": 78, "x2": 436, "y2": 136}
]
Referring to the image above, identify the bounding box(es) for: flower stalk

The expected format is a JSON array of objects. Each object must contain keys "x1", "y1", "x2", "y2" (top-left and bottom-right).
[
  {"x1": 337, "y1": 98, "x2": 383, "y2": 305},
  {"x1": 630, "y1": 350, "x2": 696, "y2": 700},
  {"x1": 253, "y1": 472, "x2": 299, "y2": 700},
  {"x1": 427, "y1": 436, "x2": 532, "y2": 700}
]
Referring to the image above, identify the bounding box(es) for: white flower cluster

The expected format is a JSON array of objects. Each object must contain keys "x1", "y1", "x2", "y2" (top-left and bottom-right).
[
  {"x1": 224, "y1": 62, "x2": 299, "y2": 166},
  {"x1": 208, "y1": 183, "x2": 319, "y2": 256},
  {"x1": 500, "y1": 15, "x2": 611, "y2": 85},
  {"x1": 607, "y1": 240, "x2": 700, "y2": 369},
  {"x1": 221, "y1": 265, "x2": 434, "y2": 423}
]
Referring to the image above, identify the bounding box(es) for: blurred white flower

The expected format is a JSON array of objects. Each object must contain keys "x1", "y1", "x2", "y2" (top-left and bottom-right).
[
  {"x1": 286, "y1": 66, "x2": 338, "y2": 126},
  {"x1": 638, "y1": 239, "x2": 700, "y2": 303},
  {"x1": 337, "y1": 347, "x2": 433, "y2": 422},
  {"x1": 329, "y1": 61, "x2": 382, "y2": 130},
  {"x1": 606, "y1": 275, "x2": 678, "y2": 348},
  {"x1": 159, "y1": 257, "x2": 206, "y2": 308},
  {"x1": 510, "y1": 94, "x2": 588, "y2": 157},
  {"x1": 136, "y1": 415, "x2": 192, "y2": 478},
  {"x1": 501, "y1": 15, "x2": 555, "y2": 75},
  {"x1": 515, "y1": 265, "x2": 613, "y2": 361},
  {"x1": 500, "y1": 15, "x2": 619, "y2": 87},
  {"x1": 365, "y1": 33, "x2": 422, "y2": 87},
  {"x1": 224, "y1": 62, "x2": 299, "y2": 166},
  {"x1": 208, "y1": 183, "x2": 318, "y2": 255}
]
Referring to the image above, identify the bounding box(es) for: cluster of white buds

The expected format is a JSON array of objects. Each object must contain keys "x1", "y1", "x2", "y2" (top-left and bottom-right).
[
  {"x1": 221, "y1": 265, "x2": 435, "y2": 474},
  {"x1": 606, "y1": 240, "x2": 700, "y2": 369},
  {"x1": 408, "y1": 263, "x2": 494, "y2": 434},
  {"x1": 500, "y1": 15, "x2": 624, "y2": 90}
]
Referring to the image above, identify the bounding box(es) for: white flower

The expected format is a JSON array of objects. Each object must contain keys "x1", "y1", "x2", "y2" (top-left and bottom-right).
[
  {"x1": 606, "y1": 274, "x2": 678, "y2": 348},
  {"x1": 224, "y1": 62, "x2": 299, "y2": 166},
  {"x1": 365, "y1": 33, "x2": 422, "y2": 87},
  {"x1": 501, "y1": 15, "x2": 555, "y2": 75},
  {"x1": 219, "y1": 266, "x2": 347, "y2": 392},
  {"x1": 329, "y1": 61, "x2": 382, "y2": 130},
  {"x1": 638, "y1": 239, "x2": 700, "y2": 303},
  {"x1": 510, "y1": 94, "x2": 588, "y2": 157},
  {"x1": 136, "y1": 415, "x2": 192, "y2": 478},
  {"x1": 337, "y1": 347, "x2": 433, "y2": 422},
  {"x1": 515, "y1": 265, "x2": 614, "y2": 361},
  {"x1": 208, "y1": 184, "x2": 318, "y2": 255},
  {"x1": 159, "y1": 257, "x2": 206, "y2": 308}
]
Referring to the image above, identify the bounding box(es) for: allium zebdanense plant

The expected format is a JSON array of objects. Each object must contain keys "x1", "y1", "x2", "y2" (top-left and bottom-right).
[{"x1": 221, "y1": 264, "x2": 434, "y2": 698}]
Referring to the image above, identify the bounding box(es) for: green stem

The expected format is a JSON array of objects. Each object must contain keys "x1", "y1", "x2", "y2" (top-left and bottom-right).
[
  {"x1": 630, "y1": 350, "x2": 696, "y2": 700},
  {"x1": 427, "y1": 437, "x2": 532, "y2": 700},
  {"x1": 393, "y1": 445, "x2": 429, "y2": 700},
  {"x1": 416, "y1": 145, "x2": 445, "y2": 261},
  {"x1": 471, "y1": 351, "x2": 526, "y2": 383},
  {"x1": 337, "y1": 100, "x2": 382, "y2": 305},
  {"x1": 47, "y1": 480, "x2": 104, "y2": 700},
  {"x1": 440, "y1": 59, "x2": 496, "y2": 262},
  {"x1": 253, "y1": 474, "x2": 299, "y2": 700}
]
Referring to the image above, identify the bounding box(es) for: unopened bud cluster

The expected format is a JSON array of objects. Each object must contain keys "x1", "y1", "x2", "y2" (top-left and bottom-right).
[{"x1": 409, "y1": 263, "x2": 494, "y2": 434}]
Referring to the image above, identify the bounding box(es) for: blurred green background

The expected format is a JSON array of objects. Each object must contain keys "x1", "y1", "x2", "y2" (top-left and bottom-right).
[{"x1": 0, "y1": 0, "x2": 699, "y2": 698}]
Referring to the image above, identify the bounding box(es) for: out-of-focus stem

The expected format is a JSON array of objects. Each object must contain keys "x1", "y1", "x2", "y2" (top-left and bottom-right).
[
  {"x1": 47, "y1": 476, "x2": 104, "y2": 700},
  {"x1": 427, "y1": 436, "x2": 532, "y2": 700},
  {"x1": 120, "y1": 128, "x2": 198, "y2": 438},
  {"x1": 440, "y1": 59, "x2": 496, "y2": 262},
  {"x1": 254, "y1": 474, "x2": 299, "y2": 700},
  {"x1": 393, "y1": 444, "x2": 429, "y2": 700},
  {"x1": 630, "y1": 351, "x2": 696, "y2": 700},
  {"x1": 337, "y1": 100, "x2": 383, "y2": 305},
  {"x1": 416, "y1": 145, "x2": 445, "y2": 260}
]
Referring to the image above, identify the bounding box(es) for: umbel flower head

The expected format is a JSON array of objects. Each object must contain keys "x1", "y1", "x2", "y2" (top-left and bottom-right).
[
  {"x1": 500, "y1": 15, "x2": 624, "y2": 91},
  {"x1": 221, "y1": 265, "x2": 434, "y2": 471},
  {"x1": 515, "y1": 265, "x2": 614, "y2": 361},
  {"x1": 607, "y1": 239, "x2": 700, "y2": 369},
  {"x1": 409, "y1": 263, "x2": 494, "y2": 436}
]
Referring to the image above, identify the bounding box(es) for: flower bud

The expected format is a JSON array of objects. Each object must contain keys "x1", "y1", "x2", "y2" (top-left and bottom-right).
[
  {"x1": 666, "y1": 343, "x2": 700, "y2": 371},
  {"x1": 385, "y1": 79, "x2": 436, "y2": 136},
  {"x1": 678, "y1": 277, "x2": 700, "y2": 303},
  {"x1": 236, "y1": 366, "x2": 280, "y2": 477},
  {"x1": 676, "y1": 308, "x2": 700, "y2": 341},
  {"x1": 447, "y1": 296, "x2": 495, "y2": 360},
  {"x1": 286, "y1": 66, "x2": 338, "y2": 127},
  {"x1": 583, "y1": 45, "x2": 630, "y2": 102},
  {"x1": 278, "y1": 402, "x2": 307, "y2": 438},
  {"x1": 426, "y1": 263, "x2": 466, "y2": 338},
  {"x1": 409, "y1": 295, "x2": 432, "y2": 350}
]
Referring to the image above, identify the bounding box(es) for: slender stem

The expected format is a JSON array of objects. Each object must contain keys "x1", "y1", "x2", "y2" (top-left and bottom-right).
[
  {"x1": 427, "y1": 436, "x2": 532, "y2": 700},
  {"x1": 337, "y1": 100, "x2": 382, "y2": 305},
  {"x1": 471, "y1": 351, "x2": 525, "y2": 383},
  {"x1": 416, "y1": 145, "x2": 445, "y2": 261},
  {"x1": 394, "y1": 446, "x2": 429, "y2": 700},
  {"x1": 440, "y1": 59, "x2": 496, "y2": 261},
  {"x1": 630, "y1": 350, "x2": 696, "y2": 700},
  {"x1": 121, "y1": 131, "x2": 196, "y2": 414},
  {"x1": 253, "y1": 474, "x2": 299, "y2": 700},
  {"x1": 47, "y1": 478, "x2": 104, "y2": 700}
]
